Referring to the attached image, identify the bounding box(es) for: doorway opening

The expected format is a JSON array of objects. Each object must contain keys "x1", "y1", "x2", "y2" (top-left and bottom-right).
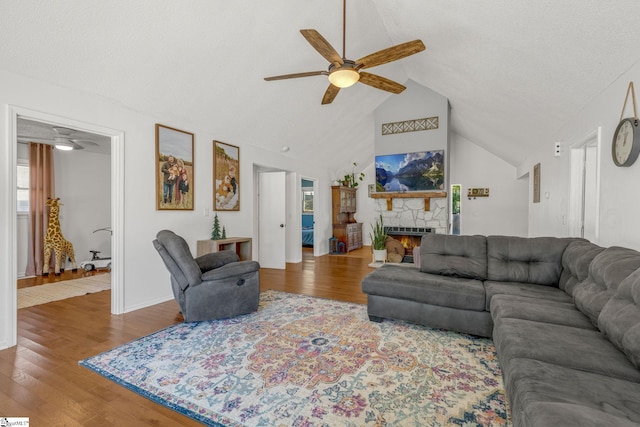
[
  {"x1": 3, "y1": 106, "x2": 124, "y2": 349},
  {"x1": 568, "y1": 128, "x2": 601, "y2": 242}
]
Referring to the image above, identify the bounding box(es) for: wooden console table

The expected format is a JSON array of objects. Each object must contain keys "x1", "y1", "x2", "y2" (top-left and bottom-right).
[{"x1": 197, "y1": 237, "x2": 252, "y2": 261}]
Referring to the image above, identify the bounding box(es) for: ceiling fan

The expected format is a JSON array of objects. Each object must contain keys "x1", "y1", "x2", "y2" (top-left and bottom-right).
[
  {"x1": 264, "y1": 0, "x2": 426, "y2": 104},
  {"x1": 18, "y1": 126, "x2": 99, "y2": 151}
]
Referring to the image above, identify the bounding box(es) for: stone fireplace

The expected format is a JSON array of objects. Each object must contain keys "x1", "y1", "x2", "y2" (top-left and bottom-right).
[
  {"x1": 374, "y1": 196, "x2": 447, "y2": 262},
  {"x1": 384, "y1": 226, "x2": 434, "y2": 263}
]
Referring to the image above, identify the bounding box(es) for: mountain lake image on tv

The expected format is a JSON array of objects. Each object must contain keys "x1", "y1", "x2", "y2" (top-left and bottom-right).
[{"x1": 375, "y1": 150, "x2": 444, "y2": 192}]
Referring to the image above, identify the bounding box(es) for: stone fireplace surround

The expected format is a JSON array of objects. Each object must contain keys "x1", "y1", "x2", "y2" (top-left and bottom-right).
[{"x1": 375, "y1": 197, "x2": 448, "y2": 262}]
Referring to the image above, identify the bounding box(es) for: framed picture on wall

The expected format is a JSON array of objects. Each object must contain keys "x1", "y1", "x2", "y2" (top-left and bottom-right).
[
  {"x1": 533, "y1": 162, "x2": 540, "y2": 203},
  {"x1": 375, "y1": 150, "x2": 445, "y2": 192},
  {"x1": 214, "y1": 141, "x2": 240, "y2": 211},
  {"x1": 155, "y1": 124, "x2": 194, "y2": 210}
]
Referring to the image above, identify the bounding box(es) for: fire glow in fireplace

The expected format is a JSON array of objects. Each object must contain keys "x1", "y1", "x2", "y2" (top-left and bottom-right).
[{"x1": 384, "y1": 226, "x2": 434, "y2": 263}]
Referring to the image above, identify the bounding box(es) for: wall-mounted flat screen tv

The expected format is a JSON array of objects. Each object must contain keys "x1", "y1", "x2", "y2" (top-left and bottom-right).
[{"x1": 375, "y1": 150, "x2": 444, "y2": 192}]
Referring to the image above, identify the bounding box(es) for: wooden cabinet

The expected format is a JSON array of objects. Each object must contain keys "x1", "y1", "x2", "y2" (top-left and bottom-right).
[
  {"x1": 332, "y1": 223, "x2": 363, "y2": 252},
  {"x1": 331, "y1": 185, "x2": 362, "y2": 252},
  {"x1": 197, "y1": 237, "x2": 252, "y2": 261}
]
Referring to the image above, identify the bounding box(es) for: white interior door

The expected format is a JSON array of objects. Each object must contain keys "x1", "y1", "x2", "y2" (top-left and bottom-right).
[
  {"x1": 569, "y1": 128, "x2": 601, "y2": 242},
  {"x1": 258, "y1": 171, "x2": 286, "y2": 269}
]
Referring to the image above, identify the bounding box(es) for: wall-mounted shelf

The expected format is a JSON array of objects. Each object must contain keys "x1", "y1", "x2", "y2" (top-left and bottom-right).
[{"x1": 370, "y1": 191, "x2": 448, "y2": 211}]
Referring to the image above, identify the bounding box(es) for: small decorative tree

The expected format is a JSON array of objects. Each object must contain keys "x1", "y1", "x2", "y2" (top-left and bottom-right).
[
  {"x1": 211, "y1": 213, "x2": 222, "y2": 240},
  {"x1": 221, "y1": 226, "x2": 227, "y2": 239}
]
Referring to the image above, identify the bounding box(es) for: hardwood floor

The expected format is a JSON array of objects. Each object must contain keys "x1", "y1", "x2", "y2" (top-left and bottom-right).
[{"x1": 1, "y1": 247, "x2": 374, "y2": 425}]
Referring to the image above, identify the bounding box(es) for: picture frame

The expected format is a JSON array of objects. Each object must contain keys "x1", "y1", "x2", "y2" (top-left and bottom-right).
[
  {"x1": 214, "y1": 141, "x2": 240, "y2": 211},
  {"x1": 155, "y1": 124, "x2": 194, "y2": 210},
  {"x1": 375, "y1": 150, "x2": 445, "y2": 192},
  {"x1": 533, "y1": 162, "x2": 541, "y2": 203}
]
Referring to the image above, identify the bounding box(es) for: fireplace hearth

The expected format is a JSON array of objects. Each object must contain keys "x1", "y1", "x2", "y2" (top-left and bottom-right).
[{"x1": 384, "y1": 226, "x2": 434, "y2": 263}]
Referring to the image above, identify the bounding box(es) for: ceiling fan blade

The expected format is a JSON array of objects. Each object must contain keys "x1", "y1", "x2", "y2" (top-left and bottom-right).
[
  {"x1": 356, "y1": 40, "x2": 426, "y2": 70},
  {"x1": 71, "y1": 139, "x2": 98, "y2": 146},
  {"x1": 358, "y1": 72, "x2": 406, "y2": 94},
  {"x1": 264, "y1": 71, "x2": 327, "y2": 81},
  {"x1": 300, "y1": 29, "x2": 343, "y2": 65},
  {"x1": 322, "y1": 84, "x2": 341, "y2": 105}
]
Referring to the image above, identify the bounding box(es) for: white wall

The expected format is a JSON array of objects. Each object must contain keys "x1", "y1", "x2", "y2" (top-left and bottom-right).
[
  {"x1": 450, "y1": 133, "x2": 528, "y2": 236},
  {"x1": 0, "y1": 69, "x2": 335, "y2": 349},
  {"x1": 54, "y1": 149, "x2": 112, "y2": 267},
  {"x1": 523, "y1": 60, "x2": 640, "y2": 250}
]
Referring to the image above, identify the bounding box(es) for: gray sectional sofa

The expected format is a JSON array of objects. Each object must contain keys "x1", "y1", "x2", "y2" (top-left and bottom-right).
[{"x1": 361, "y1": 234, "x2": 640, "y2": 427}]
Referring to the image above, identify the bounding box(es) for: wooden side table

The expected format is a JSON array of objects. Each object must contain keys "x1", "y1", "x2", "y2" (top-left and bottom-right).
[{"x1": 197, "y1": 237, "x2": 252, "y2": 261}]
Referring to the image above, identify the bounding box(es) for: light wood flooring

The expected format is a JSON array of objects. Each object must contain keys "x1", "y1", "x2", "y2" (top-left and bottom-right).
[{"x1": 1, "y1": 246, "x2": 374, "y2": 425}]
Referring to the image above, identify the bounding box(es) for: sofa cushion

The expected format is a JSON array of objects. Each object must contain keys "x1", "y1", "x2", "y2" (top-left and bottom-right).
[
  {"x1": 362, "y1": 264, "x2": 486, "y2": 311},
  {"x1": 484, "y1": 280, "x2": 573, "y2": 311},
  {"x1": 599, "y1": 266, "x2": 640, "y2": 369},
  {"x1": 493, "y1": 317, "x2": 640, "y2": 383},
  {"x1": 420, "y1": 234, "x2": 487, "y2": 280},
  {"x1": 559, "y1": 240, "x2": 605, "y2": 295},
  {"x1": 573, "y1": 246, "x2": 640, "y2": 327},
  {"x1": 490, "y1": 294, "x2": 596, "y2": 330},
  {"x1": 487, "y1": 236, "x2": 574, "y2": 286},
  {"x1": 505, "y1": 358, "x2": 640, "y2": 427}
]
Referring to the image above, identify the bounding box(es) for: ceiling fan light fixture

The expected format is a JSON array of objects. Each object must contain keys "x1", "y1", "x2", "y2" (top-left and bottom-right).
[
  {"x1": 54, "y1": 137, "x2": 74, "y2": 151},
  {"x1": 328, "y1": 68, "x2": 360, "y2": 88}
]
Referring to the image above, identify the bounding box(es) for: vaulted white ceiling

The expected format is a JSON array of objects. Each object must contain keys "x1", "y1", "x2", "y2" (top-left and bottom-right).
[{"x1": 2, "y1": 0, "x2": 640, "y2": 168}]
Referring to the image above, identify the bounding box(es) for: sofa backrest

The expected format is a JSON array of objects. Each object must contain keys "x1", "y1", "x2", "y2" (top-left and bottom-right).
[
  {"x1": 559, "y1": 240, "x2": 605, "y2": 295},
  {"x1": 598, "y1": 266, "x2": 640, "y2": 369},
  {"x1": 154, "y1": 230, "x2": 203, "y2": 290},
  {"x1": 420, "y1": 234, "x2": 487, "y2": 280},
  {"x1": 486, "y1": 236, "x2": 574, "y2": 286},
  {"x1": 573, "y1": 246, "x2": 640, "y2": 326}
]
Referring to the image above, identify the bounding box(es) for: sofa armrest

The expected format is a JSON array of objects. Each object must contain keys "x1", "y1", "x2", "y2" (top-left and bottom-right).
[
  {"x1": 195, "y1": 251, "x2": 240, "y2": 273},
  {"x1": 200, "y1": 260, "x2": 260, "y2": 282}
]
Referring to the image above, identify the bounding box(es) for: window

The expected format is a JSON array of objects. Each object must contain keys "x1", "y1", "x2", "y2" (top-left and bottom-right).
[
  {"x1": 17, "y1": 163, "x2": 29, "y2": 214},
  {"x1": 302, "y1": 190, "x2": 314, "y2": 213}
]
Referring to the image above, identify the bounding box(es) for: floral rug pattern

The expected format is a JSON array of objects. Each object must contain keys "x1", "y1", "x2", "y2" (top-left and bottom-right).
[{"x1": 80, "y1": 291, "x2": 510, "y2": 426}]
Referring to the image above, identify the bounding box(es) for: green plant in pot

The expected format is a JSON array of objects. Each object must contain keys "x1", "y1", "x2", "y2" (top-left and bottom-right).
[{"x1": 370, "y1": 214, "x2": 388, "y2": 263}]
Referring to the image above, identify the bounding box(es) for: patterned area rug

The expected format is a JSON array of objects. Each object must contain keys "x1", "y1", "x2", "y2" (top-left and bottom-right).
[
  {"x1": 80, "y1": 291, "x2": 510, "y2": 426},
  {"x1": 18, "y1": 273, "x2": 111, "y2": 309}
]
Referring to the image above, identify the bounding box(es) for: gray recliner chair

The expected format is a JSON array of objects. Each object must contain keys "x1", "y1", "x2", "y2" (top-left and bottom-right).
[{"x1": 153, "y1": 230, "x2": 260, "y2": 322}]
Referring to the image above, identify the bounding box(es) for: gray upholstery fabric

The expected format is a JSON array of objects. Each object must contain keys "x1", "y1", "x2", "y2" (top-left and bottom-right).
[
  {"x1": 558, "y1": 240, "x2": 604, "y2": 294},
  {"x1": 362, "y1": 264, "x2": 486, "y2": 311},
  {"x1": 493, "y1": 317, "x2": 640, "y2": 382},
  {"x1": 153, "y1": 239, "x2": 189, "y2": 291},
  {"x1": 420, "y1": 234, "x2": 487, "y2": 279},
  {"x1": 195, "y1": 250, "x2": 240, "y2": 272},
  {"x1": 505, "y1": 358, "x2": 640, "y2": 427},
  {"x1": 367, "y1": 294, "x2": 493, "y2": 337},
  {"x1": 153, "y1": 230, "x2": 260, "y2": 322},
  {"x1": 487, "y1": 236, "x2": 573, "y2": 285},
  {"x1": 573, "y1": 246, "x2": 640, "y2": 326},
  {"x1": 156, "y1": 230, "x2": 203, "y2": 287},
  {"x1": 490, "y1": 294, "x2": 596, "y2": 330},
  {"x1": 599, "y1": 267, "x2": 640, "y2": 369},
  {"x1": 484, "y1": 280, "x2": 573, "y2": 310}
]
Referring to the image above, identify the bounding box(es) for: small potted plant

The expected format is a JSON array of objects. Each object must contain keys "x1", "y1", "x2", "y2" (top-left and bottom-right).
[
  {"x1": 338, "y1": 162, "x2": 365, "y2": 188},
  {"x1": 370, "y1": 214, "x2": 388, "y2": 263}
]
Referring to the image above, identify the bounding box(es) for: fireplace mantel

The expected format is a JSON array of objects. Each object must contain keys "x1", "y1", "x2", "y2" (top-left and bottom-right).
[{"x1": 370, "y1": 191, "x2": 447, "y2": 211}]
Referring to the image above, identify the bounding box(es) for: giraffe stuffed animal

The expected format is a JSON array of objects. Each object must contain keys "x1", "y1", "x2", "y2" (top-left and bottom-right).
[{"x1": 43, "y1": 197, "x2": 78, "y2": 276}]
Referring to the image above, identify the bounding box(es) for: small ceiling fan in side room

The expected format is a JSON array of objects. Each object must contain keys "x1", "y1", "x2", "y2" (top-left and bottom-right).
[
  {"x1": 17, "y1": 126, "x2": 99, "y2": 151},
  {"x1": 264, "y1": 0, "x2": 426, "y2": 104}
]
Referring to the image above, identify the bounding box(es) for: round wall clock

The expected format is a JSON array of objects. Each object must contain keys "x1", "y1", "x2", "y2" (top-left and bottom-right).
[{"x1": 612, "y1": 117, "x2": 640, "y2": 167}]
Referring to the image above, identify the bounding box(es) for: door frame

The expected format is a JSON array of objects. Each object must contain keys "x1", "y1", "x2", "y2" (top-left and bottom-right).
[
  {"x1": 1, "y1": 106, "x2": 124, "y2": 349},
  {"x1": 568, "y1": 127, "x2": 601, "y2": 241}
]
